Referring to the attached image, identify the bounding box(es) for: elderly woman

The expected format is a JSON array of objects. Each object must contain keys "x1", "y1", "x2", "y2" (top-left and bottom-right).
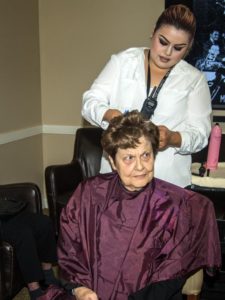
[{"x1": 40, "y1": 111, "x2": 220, "y2": 300}]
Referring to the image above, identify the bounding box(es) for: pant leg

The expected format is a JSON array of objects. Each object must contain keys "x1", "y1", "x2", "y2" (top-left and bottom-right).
[
  {"x1": 1, "y1": 215, "x2": 44, "y2": 284},
  {"x1": 28, "y1": 213, "x2": 58, "y2": 263},
  {"x1": 1, "y1": 212, "x2": 57, "y2": 284}
]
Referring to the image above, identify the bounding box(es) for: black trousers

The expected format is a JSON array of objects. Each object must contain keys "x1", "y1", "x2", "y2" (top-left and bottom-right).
[{"x1": 1, "y1": 211, "x2": 57, "y2": 284}]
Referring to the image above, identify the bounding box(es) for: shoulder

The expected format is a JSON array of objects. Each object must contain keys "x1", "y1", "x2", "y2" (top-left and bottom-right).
[
  {"x1": 171, "y1": 60, "x2": 208, "y2": 88},
  {"x1": 111, "y1": 47, "x2": 145, "y2": 63},
  {"x1": 154, "y1": 178, "x2": 189, "y2": 200},
  {"x1": 174, "y1": 60, "x2": 205, "y2": 79},
  {"x1": 76, "y1": 172, "x2": 117, "y2": 204},
  {"x1": 84, "y1": 172, "x2": 116, "y2": 187},
  {"x1": 153, "y1": 178, "x2": 212, "y2": 208}
]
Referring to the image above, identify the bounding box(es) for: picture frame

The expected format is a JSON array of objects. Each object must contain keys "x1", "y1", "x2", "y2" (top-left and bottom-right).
[{"x1": 165, "y1": 0, "x2": 225, "y2": 110}]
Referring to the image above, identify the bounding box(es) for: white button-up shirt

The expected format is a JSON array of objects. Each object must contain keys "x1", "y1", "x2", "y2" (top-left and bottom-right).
[{"x1": 82, "y1": 48, "x2": 212, "y2": 187}]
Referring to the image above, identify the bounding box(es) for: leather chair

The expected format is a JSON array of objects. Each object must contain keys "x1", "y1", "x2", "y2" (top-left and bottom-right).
[
  {"x1": 45, "y1": 127, "x2": 103, "y2": 236},
  {"x1": 45, "y1": 127, "x2": 206, "y2": 300},
  {"x1": 0, "y1": 182, "x2": 42, "y2": 300}
]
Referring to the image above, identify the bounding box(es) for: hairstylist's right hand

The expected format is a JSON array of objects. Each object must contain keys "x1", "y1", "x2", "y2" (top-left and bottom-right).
[{"x1": 103, "y1": 109, "x2": 122, "y2": 122}]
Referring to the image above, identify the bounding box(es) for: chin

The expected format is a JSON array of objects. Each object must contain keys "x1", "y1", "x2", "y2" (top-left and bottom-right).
[{"x1": 133, "y1": 179, "x2": 152, "y2": 190}]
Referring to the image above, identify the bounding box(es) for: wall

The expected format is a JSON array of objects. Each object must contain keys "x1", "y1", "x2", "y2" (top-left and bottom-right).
[
  {"x1": 0, "y1": 1, "x2": 43, "y2": 191},
  {"x1": 39, "y1": 0, "x2": 165, "y2": 170}
]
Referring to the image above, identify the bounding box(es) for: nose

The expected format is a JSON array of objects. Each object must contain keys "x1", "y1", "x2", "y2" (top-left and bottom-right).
[
  {"x1": 165, "y1": 45, "x2": 173, "y2": 56},
  {"x1": 135, "y1": 157, "x2": 144, "y2": 171}
]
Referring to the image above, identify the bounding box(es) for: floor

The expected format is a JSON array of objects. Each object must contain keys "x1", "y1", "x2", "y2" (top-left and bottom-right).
[{"x1": 198, "y1": 272, "x2": 225, "y2": 300}]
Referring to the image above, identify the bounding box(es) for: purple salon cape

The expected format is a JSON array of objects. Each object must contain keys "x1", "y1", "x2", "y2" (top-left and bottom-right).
[{"x1": 40, "y1": 172, "x2": 221, "y2": 300}]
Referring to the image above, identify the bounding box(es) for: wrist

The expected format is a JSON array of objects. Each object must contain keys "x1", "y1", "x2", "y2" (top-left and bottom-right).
[
  {"x1": 63, "y1": 281, "x2": 83, "y2": 296},
  {"x1": 71, "y1": 285, "x2": 83, "y2": 296}
]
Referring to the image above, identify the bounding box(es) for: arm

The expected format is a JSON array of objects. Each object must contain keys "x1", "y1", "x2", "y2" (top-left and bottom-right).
[
  {"x1": 151, "y1": 190, "x2": 221, "y2": 282},
  {"x1": 82, "y1": 55, "x2": 122, "y2": 128},
  {"x1": 57, "y1": 183, "x2": 97, "y2": 297},
  {"x1": 174, "y1": 73, "x2": 212, "y2": 154}
]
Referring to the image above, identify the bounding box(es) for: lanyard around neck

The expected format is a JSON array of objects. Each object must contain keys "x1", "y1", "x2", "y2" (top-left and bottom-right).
[{"x1": 146, "y1": 50, "x2": 171, "y2": 100}]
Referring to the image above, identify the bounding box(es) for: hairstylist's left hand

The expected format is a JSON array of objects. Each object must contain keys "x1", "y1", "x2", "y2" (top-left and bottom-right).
[{"x1": 158, "y1": 125, "x2": 181, "y2": 150}]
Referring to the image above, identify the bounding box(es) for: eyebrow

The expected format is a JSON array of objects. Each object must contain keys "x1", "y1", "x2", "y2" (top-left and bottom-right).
[{"x1": 159, "y1": 35, "x2": 188, "y2": 46}]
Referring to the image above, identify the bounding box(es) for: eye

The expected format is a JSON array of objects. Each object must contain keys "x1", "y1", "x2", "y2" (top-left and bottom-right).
[
  {"x1": 174, "y1": 46, "x2": 183, "y2": 52},
  {"x1": 123, "y1": 155, "x2": 134, "y2": 162},
  {"x1": 141, "y1": 152, "x2": 151, "y2": 161},
  {"x1": 159, "y1": 38, "x2": 168, "y2": 46}
]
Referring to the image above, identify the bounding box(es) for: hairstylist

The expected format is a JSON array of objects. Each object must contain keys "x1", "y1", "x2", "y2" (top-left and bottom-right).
[{"x1": 82, "y1": 4, "x2": 212, "y2": 187}]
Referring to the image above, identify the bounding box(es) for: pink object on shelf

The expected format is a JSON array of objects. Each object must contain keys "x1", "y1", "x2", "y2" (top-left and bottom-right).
[{"x1": 205, "y1": 123, "x2": 222, "y2": 171}]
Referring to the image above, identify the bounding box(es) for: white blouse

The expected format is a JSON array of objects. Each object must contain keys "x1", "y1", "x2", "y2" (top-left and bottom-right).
[{"x1": 82, "y1": 47, "x2": 212, "y2": 187}]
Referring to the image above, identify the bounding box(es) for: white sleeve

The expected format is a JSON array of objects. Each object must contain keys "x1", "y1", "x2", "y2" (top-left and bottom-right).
[
  {"x1": 178, "y1": 73, "x2": 212, "y2": 154},
  {"x1": 82, "y1": 54, "x2": 120, "y2": 129}
]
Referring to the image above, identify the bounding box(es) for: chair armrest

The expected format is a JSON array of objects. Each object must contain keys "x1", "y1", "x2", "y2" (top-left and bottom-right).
[{"x1": 45, "y1": 161, "x2": 83, "y2": 235}]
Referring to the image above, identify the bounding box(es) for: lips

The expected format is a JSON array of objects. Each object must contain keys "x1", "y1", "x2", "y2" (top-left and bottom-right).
[
  {"x1": 134, "y1": 174, "x2": 147, "y2": 178},
  {"x1": 159, "y1": 56, "x2": 170, "y2": 63}
]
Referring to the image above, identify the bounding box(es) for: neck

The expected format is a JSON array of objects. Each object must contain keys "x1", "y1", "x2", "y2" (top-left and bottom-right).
[
  {"x1": 148, "y1": 60, "x2": 171, "y2": 87},
  {"x1": 149, "y1": 59, "x2": 171, "y2": 76}
]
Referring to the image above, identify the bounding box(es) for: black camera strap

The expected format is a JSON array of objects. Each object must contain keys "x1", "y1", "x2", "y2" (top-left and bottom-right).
[{"x1": 141, "y1": 50, "x2": 172, "y2": 119}]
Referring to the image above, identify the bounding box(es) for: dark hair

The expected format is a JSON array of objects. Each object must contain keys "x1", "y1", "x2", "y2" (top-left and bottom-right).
[
  {"x1": 101, "y1": 110, "x2": 159, "y2": 160},
  {"x1": 154, "y1": 5, "x2": 196, "y2": 40}
]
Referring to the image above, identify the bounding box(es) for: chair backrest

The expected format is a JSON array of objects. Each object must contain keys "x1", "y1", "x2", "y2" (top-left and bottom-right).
[
  {"x1": 72, "y1": 127, "x2": 103, "y2": 178},
  {"x1": 0, "y1": 183, "x2": 42, "y2": 214}
]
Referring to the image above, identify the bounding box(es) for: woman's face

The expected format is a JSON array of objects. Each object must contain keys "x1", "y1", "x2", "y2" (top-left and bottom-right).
[
  {"x1": 109, "y1": 136, "x2": 154, "y2": 191},
  {"x1": 150, "y1": 24, "x2": 191, "y2": 70}
]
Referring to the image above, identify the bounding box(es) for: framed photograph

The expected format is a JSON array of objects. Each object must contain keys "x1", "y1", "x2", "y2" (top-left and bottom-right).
[{"x1": 165, "y1": 0, "x2": 225, "y2": 110}]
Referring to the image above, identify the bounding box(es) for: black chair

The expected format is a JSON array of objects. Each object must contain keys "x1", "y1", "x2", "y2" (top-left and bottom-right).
[
  {"x1": 45, "y1": 127, "x2": 103, "y2": 236},
  {"x1": 0, "y1": 183, "x2": 42, "y2": 300}
]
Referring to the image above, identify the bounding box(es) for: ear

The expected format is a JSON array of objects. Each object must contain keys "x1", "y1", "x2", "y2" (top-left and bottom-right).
[{"x1": 109, "y1": 156, "x2": 117, "y2": 171}]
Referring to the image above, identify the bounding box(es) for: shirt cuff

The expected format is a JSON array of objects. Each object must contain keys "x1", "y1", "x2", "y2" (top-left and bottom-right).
[{"x1": 63, "y1": 281, "x2": 83, "y2": 295}]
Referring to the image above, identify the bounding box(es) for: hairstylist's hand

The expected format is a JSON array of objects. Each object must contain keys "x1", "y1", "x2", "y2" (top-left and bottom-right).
[
  {"x1": 158, "y1": 125, "x2": 181, "y2": 150},
  {"x1": 73, "y1": 286, "x2": 98, "y2": 300},
  {"x1": 103, "y1": 109, "x2": 122, "y2": 122}
]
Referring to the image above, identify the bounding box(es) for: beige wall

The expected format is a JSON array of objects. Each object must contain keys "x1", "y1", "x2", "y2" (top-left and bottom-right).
[
  {"x1": 0, "y1": 136, "x2": 43, "y2": 190},
  {"x1": 0, "y1": 0, "x2": 41, "y2": 133},
  {"x1": 39, "y1": 0, "x2": 165, "y2": 171},
  {"x1": 0, "y1": 1, "x2": 43, "y2": 193},
  {"x1": 0, "y1": 0, "x2": 164, "y2": 206},
  {"x1": 39, "y1": 0, "x2": 164, "y2": 126}
]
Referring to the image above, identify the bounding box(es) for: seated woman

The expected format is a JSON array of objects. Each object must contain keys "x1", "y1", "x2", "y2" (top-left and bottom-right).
[
  {"x1": 1, "y1": 211, "x2": 58, "y2": 300},
  {"x1": 40, "y1": 111, "x2": 221, "y2": 300}
]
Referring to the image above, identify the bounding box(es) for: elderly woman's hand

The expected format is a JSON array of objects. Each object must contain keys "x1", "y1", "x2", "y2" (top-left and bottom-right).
[
  {"x1": 158, "y1": 125, "x2": 181, "y2": 150},
  {"x1": 73, "y1": 286, "x2": 98, "y2": 300}
]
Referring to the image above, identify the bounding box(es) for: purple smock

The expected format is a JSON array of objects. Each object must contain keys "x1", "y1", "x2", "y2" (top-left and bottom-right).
[{"x1": 40, "y1": 173, "x2": 221, "y2": 300}]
